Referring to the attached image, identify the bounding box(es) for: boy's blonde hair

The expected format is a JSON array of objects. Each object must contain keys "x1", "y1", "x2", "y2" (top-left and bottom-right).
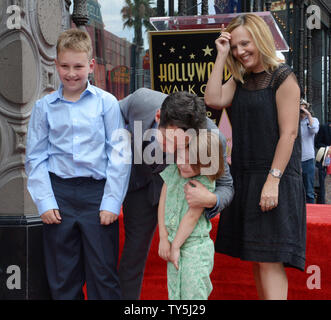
[
  {"x1": 56, "y1": 28, "x2": 93, "y2": 60},
  {"x1": 188, "y1": 130, "x2": 225, "y2": 181},
  {"x1": 225, "y1": 13, "x2": 281, "y2": 83}
]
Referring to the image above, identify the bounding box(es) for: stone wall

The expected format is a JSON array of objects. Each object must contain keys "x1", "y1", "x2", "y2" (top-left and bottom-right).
[{"x1": 0, "y1": 0, "x2": 70, "y2": 215}]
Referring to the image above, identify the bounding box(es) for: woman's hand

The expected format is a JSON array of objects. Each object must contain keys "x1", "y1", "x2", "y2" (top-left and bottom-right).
[
  {"x1": 215, "y1": 24, "x2": 231, "y2": 58},
  {"x1": 259, "y1": 176, "x2": 280, "y2": 212}
]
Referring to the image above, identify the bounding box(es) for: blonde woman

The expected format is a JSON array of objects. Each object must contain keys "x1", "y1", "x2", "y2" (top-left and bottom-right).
[{"x1": 205, "y1": 14, "x2": 306, "y2": 300}]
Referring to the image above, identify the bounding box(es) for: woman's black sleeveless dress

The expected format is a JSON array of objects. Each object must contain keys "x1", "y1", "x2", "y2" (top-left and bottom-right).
[{"x1": 215, "y1": 64, "x2": 306, "y2": 271}]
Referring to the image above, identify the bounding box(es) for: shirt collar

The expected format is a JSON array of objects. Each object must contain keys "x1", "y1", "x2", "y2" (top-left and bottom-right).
[
  {"x1": 84, "y1": 81, "x2": 97, "y2": 96},
  {"x1": 48, "y1": 81, "x2": 96, "y2": 104},
  {"x1": 152, "y1": 120, "x2": 158, "y2": 129}
]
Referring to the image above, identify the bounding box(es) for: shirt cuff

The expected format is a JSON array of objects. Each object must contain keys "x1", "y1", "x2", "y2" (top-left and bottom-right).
[
  {"x1": 204, "y1": 194, "x2": 220, "y2": 220},
  {"x1": 99, "y1": 197, "x2": 121, "y2": 215},
  {"x1": 308, "y1": 124, "x2": 318, "y2": 129},
  {"x1": 36, "y1": 197, "x2": 59, "y2": 216}
]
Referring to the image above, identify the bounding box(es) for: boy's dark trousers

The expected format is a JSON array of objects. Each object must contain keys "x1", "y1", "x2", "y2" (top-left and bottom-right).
[{"x1": 43, "y1": 173, "x2": 121, "y2": 300}]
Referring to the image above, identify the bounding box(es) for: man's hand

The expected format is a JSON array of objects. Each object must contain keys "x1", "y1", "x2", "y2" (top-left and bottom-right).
[
  {"x1": 300, "y1": 105, "x2": 314, "y2": 126},
  {"x1": 100, "y1": 210, "x2": 118, "y2": 225},
  {"x1": 41, "y1": 209, "x2": 62, "y2": 224},
  {"x1": 300, "y1": 106, "x2": 311, "y2": 117},
  {"x1": 184, "y1": 180, "x2": 217, "y2": 208}
]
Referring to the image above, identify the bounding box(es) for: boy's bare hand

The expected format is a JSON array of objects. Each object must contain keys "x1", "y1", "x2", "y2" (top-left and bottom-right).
[
  {"x1": 100, "y1": 210, "x2": 118, "y2": 225},
  {"x1": 41, "y1": 209, "x2": 62, "y2": 224}
]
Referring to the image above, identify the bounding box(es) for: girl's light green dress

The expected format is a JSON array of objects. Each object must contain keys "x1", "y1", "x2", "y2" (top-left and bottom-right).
[{"x1": 160, "y1": 164, "x2": 215, "y2": 300}]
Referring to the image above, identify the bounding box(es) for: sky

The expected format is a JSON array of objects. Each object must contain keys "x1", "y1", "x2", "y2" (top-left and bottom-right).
[{"x1": 98, "y1": 0, "x2": 217, "y2": 49}]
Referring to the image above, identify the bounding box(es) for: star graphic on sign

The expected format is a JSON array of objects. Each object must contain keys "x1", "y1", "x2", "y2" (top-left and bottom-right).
[
  {"x1": 189, "y1": 53, "x2": 196, "y2": 59},
  {"x1": 170, "y1": 47, "x2": 175, "y2": 53},
  {"x1": 202, "y1": 45, "x2": 213, "y2": 56}
]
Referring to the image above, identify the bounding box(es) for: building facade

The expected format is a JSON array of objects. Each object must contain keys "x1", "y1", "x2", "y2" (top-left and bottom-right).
[{"x1": 73, "y1": 0, "x2": 133, "y2": 99}]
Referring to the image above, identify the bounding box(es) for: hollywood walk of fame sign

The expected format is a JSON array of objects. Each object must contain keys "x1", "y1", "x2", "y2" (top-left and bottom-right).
[
  {"x1": 149, "y1": 28, "x2": 232, "y2": 126},
  {"x1": 149, "y1": 28, "x2": 233, "y2": 163}
]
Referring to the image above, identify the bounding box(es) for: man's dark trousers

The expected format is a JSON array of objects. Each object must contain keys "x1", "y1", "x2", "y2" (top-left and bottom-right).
[
  {"x1": 43, "y1": 173, "x2": 121, "y2": 300},
  {"x1": 119, "y1": 182, "x2": 159, "y2": 300}
]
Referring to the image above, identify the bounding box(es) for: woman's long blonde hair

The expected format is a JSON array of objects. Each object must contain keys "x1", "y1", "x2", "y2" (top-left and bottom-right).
[{"x1": 225, "y1": 13, "x2": 281, "y2": 83}]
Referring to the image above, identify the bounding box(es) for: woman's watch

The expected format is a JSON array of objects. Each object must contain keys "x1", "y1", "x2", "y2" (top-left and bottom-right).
[{"x1": 269, "y1": 168, "x2": 282, "y2": 179}]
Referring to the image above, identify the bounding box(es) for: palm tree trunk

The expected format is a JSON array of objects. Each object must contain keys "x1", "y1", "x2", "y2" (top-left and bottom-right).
[
  {"x1": 178, "y1": 0, "x2": 187, "y2": 16},
  {"x1": 201, "y1": 0, "x2": 208, "y2": 15},
  {"x1": 168, "y1": 0, "x2": 174, "y2": 16},
  {"x1": 134, "y1": 19, "x2": 143, "y2": 48},
  {"x1": 157, "y1": 0, "x2": 165, "y2": 16},
  {"x1": 187, "y1": 0, "x2": 197, "y2": 15}
]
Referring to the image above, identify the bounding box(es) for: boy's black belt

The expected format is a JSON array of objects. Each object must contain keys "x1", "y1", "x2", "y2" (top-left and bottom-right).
[{"x1": 48, "y1": 172, "x2": 106, "y2": 186}]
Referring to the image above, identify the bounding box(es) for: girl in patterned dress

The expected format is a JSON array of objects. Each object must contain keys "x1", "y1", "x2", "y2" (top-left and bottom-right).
[{"x1": 158, "y1": 131, "x2": 224, "y2": 300}]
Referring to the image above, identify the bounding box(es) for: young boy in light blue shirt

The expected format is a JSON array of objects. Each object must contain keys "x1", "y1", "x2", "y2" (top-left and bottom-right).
[{"x1": 25, "y1": 29, "x2": 131, "y2": 299}]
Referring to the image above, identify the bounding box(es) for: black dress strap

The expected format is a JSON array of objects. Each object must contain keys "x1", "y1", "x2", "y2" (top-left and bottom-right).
[{"x1": 269, "y1": 64, "x2": 294, "y2": 91}]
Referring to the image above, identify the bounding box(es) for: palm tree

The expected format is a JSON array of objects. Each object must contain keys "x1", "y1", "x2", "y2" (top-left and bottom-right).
[
  {"x1": 121, "y1": 0, "x2": 154, "y2": 89},
  {"x1": 121, "y1": 0, "x2": 154, "y2": 48}
]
